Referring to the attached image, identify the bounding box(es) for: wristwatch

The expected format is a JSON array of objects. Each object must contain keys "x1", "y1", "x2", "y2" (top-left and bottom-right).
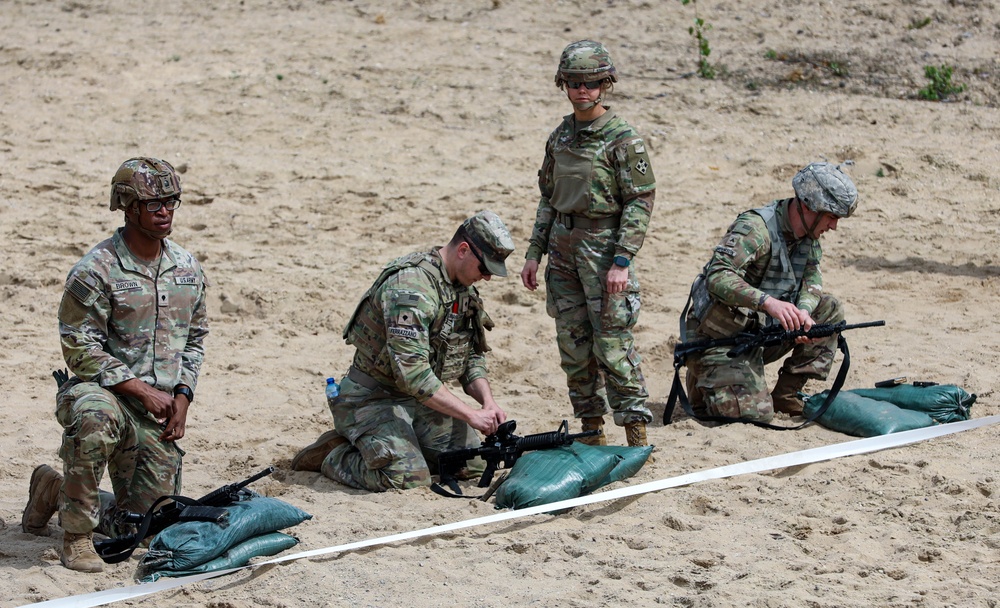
[
  {"x1": 174, "y1": 385, "x2": 194, "y2": 403},
  {"x1": 613, "y1": 255, "x2": 630, "y2": 268}
]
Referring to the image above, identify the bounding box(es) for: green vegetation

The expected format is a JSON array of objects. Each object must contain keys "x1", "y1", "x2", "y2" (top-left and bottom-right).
[
  {"x1": 679, "y1": 0, "x2": 715, "y2": 79},
  {"x1": 917, "y1": 64, "x2": 965, "y2": 101},
  {"x1": 908, "y1": 17, "x2": 932, "y2": 30}
]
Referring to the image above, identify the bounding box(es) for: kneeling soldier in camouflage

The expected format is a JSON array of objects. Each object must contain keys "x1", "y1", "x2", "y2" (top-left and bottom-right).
[
  {"x1": 23, "y1": 158, "x2": 209, "y2": 571},
  {"x1": 682, "y1": 162, "x2": 858, "y2": 422},
  {"x1": 292, "y1": 211, "x2": 513, "y2": 492}
]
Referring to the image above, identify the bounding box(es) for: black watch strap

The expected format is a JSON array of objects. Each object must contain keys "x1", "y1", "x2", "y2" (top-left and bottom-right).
[{"x1": 174, "y1": 386, "x2": 194, "y2": 403}]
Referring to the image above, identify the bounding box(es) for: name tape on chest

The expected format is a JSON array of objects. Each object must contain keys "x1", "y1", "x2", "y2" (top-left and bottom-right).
[
  {"x1": 112, "y1": 280, "x2": 142, "y2": 292},
  {"x1": 389, "y1": 326, "x2": 419, "y2": 340}
]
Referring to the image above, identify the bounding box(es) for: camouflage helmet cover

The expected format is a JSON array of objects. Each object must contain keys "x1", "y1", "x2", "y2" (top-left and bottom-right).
[
  {"x1": 555, "y1": 40, "x2": 618, "y2": 87},
  {"x1": 792, "y1": 162, "x2": 858, "y2": 218},
  {"x1": 109, "y1": 157, "x2": 181, "y2": 211}
]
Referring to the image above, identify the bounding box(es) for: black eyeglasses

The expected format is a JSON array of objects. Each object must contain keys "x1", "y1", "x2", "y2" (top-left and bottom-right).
[
  {"x1": 466, "y1": 241, "x2": 491, "y2": 276},
  {"x1": 143, "y1": 197, "x2": 182, "y2": 213},
  {"x1": 565, "y1": 80, "x2": 603, "y2": 90}
]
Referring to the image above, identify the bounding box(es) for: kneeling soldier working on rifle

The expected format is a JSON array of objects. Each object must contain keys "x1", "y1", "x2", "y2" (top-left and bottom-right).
[
  {"x1": 680, "y1": 162, "x2": 858, "y2": 423},
  {"x1": 22, "y1": 158, "x2": 209, "y2": 572},
  {"x1": 291, "y1": 211, "x2": 514, "y2": 492}
]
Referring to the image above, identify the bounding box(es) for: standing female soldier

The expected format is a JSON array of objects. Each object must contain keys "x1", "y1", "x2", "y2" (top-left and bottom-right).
[{"x1": 520, "y1": 40, "x2": 656, "y2": 447}]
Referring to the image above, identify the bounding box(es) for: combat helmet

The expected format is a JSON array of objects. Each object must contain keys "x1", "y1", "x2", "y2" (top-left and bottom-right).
[
  {"x1": 792, "y1": 162, "x2": 858, "y2": 218},
  {"x1": 109, "y1": 157, "x2": 181, "y2": 211},
  {"x1": 555, "y1": 40, "x2": 618, "y2": 88}
]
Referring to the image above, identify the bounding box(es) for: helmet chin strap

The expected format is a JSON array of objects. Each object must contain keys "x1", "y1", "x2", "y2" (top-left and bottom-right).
[
  {"x1": 793, "y1": 199, "x2": 823, "y2": 239},
  {"x1": 572, "y1": 93, "x2": 603, "y2": 112}
]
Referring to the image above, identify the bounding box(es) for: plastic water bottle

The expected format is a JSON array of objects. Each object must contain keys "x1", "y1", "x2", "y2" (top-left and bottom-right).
[{"x1": 325, "y1": 377, "x2": 340, "y2": 406}]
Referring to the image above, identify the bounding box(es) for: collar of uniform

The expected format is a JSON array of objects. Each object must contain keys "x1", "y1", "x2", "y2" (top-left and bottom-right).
[
  {"x1": 564, "y1": 107, "x2": 617, "y2": 134},
  {"x1": 776, "y1": 197, "x2": 806, "y2": 244},
  {"x1": 428, "y1": 246, "x2": 454, "y2": 286},
  {"x1": 112, "y1": 228, "x2": 178, "y2": 277}
]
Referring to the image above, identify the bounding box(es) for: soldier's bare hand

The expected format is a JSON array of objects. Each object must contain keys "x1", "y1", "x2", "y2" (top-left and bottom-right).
[
  {"x1": 520, "y1": 260, "x2": 539, "y2": 291},
  {"x1": 605, "y1": 264, "x2": 628, "y2": 294},
  {"x1": 762, "y1": 298, "x2": 812, "y2": 332},
  {"x1": 467, "y1": 408, "x2": 500, "y2": 435},
  {"x1": 160, "y1": 397, "x2": 189, "y2": 441}
]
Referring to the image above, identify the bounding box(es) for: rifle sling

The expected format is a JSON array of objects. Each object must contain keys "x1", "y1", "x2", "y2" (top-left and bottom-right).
[
  {"x1": 665, "y1": 333, "x2": 851, "y2": 431},
  {"x1": 96, "y1": 494, "x2": 210, "y2": 564},
  {"x1": 430, "y1": 478, "x2": 488, "y2": 500}
]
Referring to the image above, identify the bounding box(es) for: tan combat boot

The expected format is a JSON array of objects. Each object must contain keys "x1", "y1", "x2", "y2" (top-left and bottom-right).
[
  {"x1": 61, "y1": 531, "x2": 104, "y2": 573},
  {"x1": 22, "y1": 464, "x2": 62, "y2": 536},
  {"x1": 624, "y1": 421, "x2": 649, "y2": 447},
  {"x1": 291, "y1": 430, "x2": 348, "y2": 471},
  {"x1": 771, "y1": 369, "x2": 808, "y2": 415},
  {"x1": 577, "y1": 416, "x2": 607, "y2": 446}
]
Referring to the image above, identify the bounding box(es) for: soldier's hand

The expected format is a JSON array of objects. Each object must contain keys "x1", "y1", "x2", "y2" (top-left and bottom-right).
[
  {"x1": 605, "y1": 264, "x2": 628, "y2": 294},
  {"x1": 762, "y1": 298, "x2": 812, "y2": 332},
  {"x1": 160, "y1": 396, "x2": 189, "y2": 441},
  {"x1": 520, "y1": 260, "x2": 539, "y2": 291},
  {"x1": 467, "y1": 408, "x2": 500, "y2": 435},
  {"x1": 141, "y1": 389, "x2": 176, "y2": 421}
]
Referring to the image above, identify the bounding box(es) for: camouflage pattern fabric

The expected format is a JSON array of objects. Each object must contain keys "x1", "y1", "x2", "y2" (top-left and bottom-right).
[
  {"x1": 56, "y1": 228, "x2": 207, "y2": 532},
  {"x1": 60, "y1": 228, "x2": 209, "y2": 393},
  {"x1": 321, "y1": 376, "x2": 479, "y2": 491},
  {"x1": 526, "y1": 109, "x2": 655, "y2": 263},
  {"x1": 685, "y1": 294, "x2": 844, "y2": 422},
  {"x1": 696, "y1": 199, "x2": 823, "y2": 318},
  {"x1": 526, "y1": 109, "x2": 655, "y2": 426},
  {"x1": 343, "y1": 249, "x2": 487, "y2": 399},
  {"x1": 544, "y1": 222, "x2": 650, "y2": 424},
  {"x1": 324, "y1": 249, "x2": 490, "y2": 491},
  {"x1": 683, "y1": 199, "x2": 842, "y2": 422},
  {"x1": 56, "y1": 379, "x2": 183, "y2": 535}
]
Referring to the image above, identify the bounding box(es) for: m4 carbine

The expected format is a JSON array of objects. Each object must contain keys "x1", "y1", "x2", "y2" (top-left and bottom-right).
[{"x1": 434, "y1": 420, "x2": 597, "y2": 497}]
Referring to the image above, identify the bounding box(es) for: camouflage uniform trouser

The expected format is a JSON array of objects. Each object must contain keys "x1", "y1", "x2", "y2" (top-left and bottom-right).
[
  {"x1": 56, "y1": 379, "x2": 183, "y2": 535},
  {"x1": 685, "y1": 294, "x2": 844, "y2": 422},
  {"x1": 321, "y1": 375, "x2": 479, "y2": 492},
  {"x1": 544, "y1": 222, "x2": 650, "y2": 426}
]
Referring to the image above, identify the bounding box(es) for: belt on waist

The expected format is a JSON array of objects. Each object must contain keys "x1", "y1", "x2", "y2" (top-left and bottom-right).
[
  {"x1": 347, "y1": 366, "x2": 383, "y2": 390},
  {"x1": 555, "y1": 212, "x2": 620, "y2": 231}
]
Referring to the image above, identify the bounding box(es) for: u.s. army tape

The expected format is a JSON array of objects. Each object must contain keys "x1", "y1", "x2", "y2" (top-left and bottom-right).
[{"x1": 26, "y1": 415, "x2": 1000, "y2": 608}]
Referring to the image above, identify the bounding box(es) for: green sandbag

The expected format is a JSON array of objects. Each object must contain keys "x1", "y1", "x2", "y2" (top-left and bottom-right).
[
  {"x1": 850, "y1": 384, "x2": 975, "y2": 423},
  {"x1": 138, "y1": 494, "x2": 312, "y2": 574},
  {"x1": 804, "y1": 390, "x2": 935, "y2": 437},
  {"x1": 136, "y1": 532, "x2": 299, "y2": 582},
  {"x1": 493, "y1": 443, "x2": 653, "y2": 510}
]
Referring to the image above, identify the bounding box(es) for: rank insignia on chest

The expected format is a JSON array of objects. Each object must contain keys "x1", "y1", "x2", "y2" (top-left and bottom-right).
[
  {"x1": 158, "y1": 292, "x2": 169, "y2": 307},
  {"x1": 634, "y1": 159, "x2": 649, "y2": 175}
]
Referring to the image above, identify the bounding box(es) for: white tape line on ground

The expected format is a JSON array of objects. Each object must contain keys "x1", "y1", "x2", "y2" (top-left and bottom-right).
[{"x1": 28, "y1": 414, "x2": 1000, "y2": 608}]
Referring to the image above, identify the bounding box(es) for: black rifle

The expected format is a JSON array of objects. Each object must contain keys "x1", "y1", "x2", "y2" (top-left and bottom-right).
[
  {"x1": 432, "y1": 420, "x2": 597, "y2": 498},
  {"x1": 94, "y1": 466, "x2": 274, "y2": 564},
  {"x1": 667, "y1": 320, "x2": 885, "y2": 429},
  {"x1": 674, "y1": 320, "x2": 885, "y2": 362}
]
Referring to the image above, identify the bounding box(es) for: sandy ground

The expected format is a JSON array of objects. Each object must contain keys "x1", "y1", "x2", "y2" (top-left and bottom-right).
[{"x1": 2, "y1": 0, "x2": 1000, "y2": 606}]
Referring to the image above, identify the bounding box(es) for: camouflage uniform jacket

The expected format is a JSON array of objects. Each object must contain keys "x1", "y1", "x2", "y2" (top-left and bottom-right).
[
  {"x1": 702, "y1": 198, "x2": 823, "y2": 315},
  {"x1": 58, "y1": 228, "x2": 209, "y2": 398},
  {"x1": 525, "y1": 108, "x2": 656, "y2": 262},
  {"x1": 343, "y1": 248, "x2": 490, "y2": 402}
]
